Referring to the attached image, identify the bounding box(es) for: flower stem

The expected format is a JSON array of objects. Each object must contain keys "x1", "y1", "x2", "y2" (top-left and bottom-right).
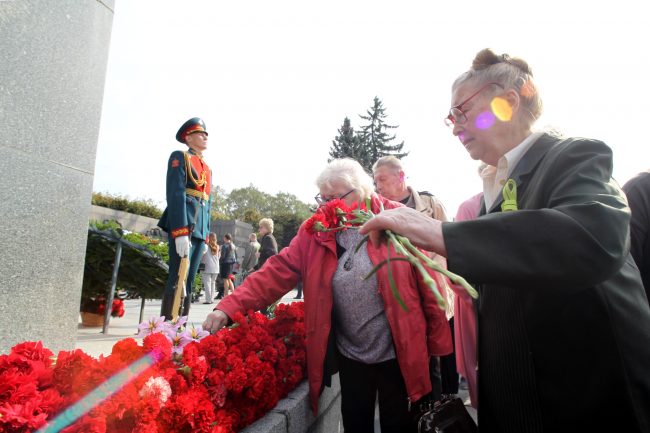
[
  {"x1": 385, "y1": 231, "x2": 447, "y2": 310},
  {"x1": 385, "y1": 245, "x2": 409, "y2": 312},
  {"x1": 396, "y1": 235, "x2": 478, "y2": 299}
]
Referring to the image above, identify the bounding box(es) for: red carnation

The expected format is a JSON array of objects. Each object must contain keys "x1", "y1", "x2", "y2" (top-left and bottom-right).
[
  {"x1": 143, "y1": 332, "x2": 172, "y2": 361},
  {"x1": 305, "y1": 212, "x2": 329, "y2": 234}
]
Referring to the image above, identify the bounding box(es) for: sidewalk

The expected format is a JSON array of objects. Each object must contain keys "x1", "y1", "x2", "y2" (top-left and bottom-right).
[{"x1": 75, "y1": 289, "x2": 303, "y2": 358}]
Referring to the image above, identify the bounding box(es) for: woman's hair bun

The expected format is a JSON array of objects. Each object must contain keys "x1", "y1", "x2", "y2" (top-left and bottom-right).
[{"x1": 472, "y1": 48, "x2": 533, "y2": 76}]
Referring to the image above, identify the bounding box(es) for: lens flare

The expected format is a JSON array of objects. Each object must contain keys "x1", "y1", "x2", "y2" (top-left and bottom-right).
[
  {"x1": 36, "y1": 354, "x2": 155, "y2": 433},
  {"x1": 475, "y1": 111, "x2": 496, "y2": 129},
  {"x1": 491, "y1": 97, "x2": 512, "y2": 121},
  {"x1": 520, "y1": 80, "x2": 536, "y2": 98}
]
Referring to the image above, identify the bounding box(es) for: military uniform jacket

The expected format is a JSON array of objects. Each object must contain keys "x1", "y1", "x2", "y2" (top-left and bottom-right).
[
  {"x1": 443, "y1": 133, "x2": 650, "y2": 433},
  {"x1": 158, "y1": 149, "x2": 212, "y2": 241}
]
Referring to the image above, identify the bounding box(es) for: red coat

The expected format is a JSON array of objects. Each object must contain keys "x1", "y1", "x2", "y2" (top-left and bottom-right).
[{"x1": 217, "y1": 195, "x2": 452, "y2": 413}]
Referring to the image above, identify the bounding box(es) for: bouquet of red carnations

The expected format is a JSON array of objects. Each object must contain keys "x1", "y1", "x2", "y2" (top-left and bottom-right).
[
  {"x1": 305, "y1": 198, "x2": 478, "y2": 310},
  {"x1": 0, "y1": 303, "x2": 306, "y2": 433}
]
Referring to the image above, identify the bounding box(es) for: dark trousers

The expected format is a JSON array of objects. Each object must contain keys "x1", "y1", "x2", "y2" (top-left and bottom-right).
[
  {"x1": 338, "y1": 354, "x2": 417, "y2": 433},
  {"x1": 160, "y1": 237, "x2": 204, "y2": 320},
  {"x1": 430, "y1": 356, "x2": 442, "y2": 401},
  {"x1": 440, "y1": 317, "x2": 459, "y2": 394}
]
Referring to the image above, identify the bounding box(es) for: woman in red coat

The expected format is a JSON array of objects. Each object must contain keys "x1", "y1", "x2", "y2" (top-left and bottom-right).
[{"x1": 204, "y1": 158, "x2": 452, "y2": 433}]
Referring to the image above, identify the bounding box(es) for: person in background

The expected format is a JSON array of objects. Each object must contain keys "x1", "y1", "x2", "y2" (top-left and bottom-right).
[
  {"x1": 219, "y1": 233, "x2": 237, "y2": 297},
  {"x1": 452, "y1": 162, "x2": 492, "y2": 409},
  {"x1": 241, "y1": 232, "x2": 261, "y2": 275},
  {"x1": 158, "y1": 117, "x2": 212, "y2": 319},
  {"x1": 373, "y1": 155, "x2": 451, "y2": 400},
  {"x1": 360, "y1": 48, "x2": 650, "y2": 432},
  {"x1": 372, "y1": 155, "x2": 448, "y2": 221},
  {"x1": 293, "y1": 281, "x2": 303, "y2": 300},
  {"x1": 204, "y1": 158, "x2": 452, "y2": 433},
  {"x1": 254, "y1": 218, "x2": 278, "y2": 270},
  {"x1": 623, "y1": 170, "x2": 650, "y2": 301},
  {"x1": 201, "y1": 232, "x2": 220, "y2": 304}
]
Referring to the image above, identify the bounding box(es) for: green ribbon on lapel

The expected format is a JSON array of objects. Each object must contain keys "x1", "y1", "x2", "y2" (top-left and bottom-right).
[{"x1": 501, "y1": 179, "x2": 518, "y2": 212}]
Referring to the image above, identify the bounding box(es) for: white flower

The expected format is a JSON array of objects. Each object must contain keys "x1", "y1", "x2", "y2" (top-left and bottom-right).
[{"x1": 139, "y1": 376, "x2": 172, "y2": 406}]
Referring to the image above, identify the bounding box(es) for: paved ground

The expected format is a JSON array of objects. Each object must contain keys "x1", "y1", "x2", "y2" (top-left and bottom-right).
[{"x1": 75, "y1": 289, "x2": 303, "y2": 358}]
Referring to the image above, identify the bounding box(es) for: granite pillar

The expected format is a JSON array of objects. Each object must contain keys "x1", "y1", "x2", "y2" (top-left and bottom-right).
[{"x1": 0, "y1": 0, "x2": 115, "y2": 354}]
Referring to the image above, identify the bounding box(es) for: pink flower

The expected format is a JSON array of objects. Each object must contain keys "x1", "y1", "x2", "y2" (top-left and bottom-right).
[
  {"x1": 179, "y1": 326, "x2": 209, "y2": 346},
  {"x1": 136, "y1": 316, "x2": 167, "y2": 338}
]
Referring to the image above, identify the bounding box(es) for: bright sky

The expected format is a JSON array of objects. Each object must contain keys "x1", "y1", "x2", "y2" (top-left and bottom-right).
[{"x1": 93, "y1": 0, "x2": 650, "y2": 218}]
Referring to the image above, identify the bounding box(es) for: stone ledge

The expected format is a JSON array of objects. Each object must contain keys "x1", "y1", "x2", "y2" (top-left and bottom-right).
[{"x1": 241, "y1": 374, "x2": 342, "y2": 433}]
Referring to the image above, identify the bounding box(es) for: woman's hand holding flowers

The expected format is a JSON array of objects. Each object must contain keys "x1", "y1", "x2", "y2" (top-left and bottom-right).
[
  {"x1": 359, "y1": 206, "x2": 446, "y2": 255},
  {"x1": 202, "y1": 309, "x2": 230, "y2": 334}
]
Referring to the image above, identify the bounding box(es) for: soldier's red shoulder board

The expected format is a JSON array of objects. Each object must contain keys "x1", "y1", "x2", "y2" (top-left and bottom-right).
[{"x1": 171, "y1": 159, "x2": 180, "y2": 168}]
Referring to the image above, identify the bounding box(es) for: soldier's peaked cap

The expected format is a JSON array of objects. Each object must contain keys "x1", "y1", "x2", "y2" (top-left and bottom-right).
[{"x1": 176, "y1": 117, "x2": 208, "y2": 143}]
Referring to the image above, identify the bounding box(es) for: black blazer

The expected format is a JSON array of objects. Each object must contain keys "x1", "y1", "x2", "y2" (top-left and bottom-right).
[
  {"x1": 255, "y1": 233, "x2": 278, "y2": 270},
  {"x1": 444, "y1": 134, "x2": 650, "y2": 433}
]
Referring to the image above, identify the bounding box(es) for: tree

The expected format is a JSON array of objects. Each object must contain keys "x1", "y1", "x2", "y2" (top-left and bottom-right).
[
  {"x1": 272, "y1": 192, "x2": 312, "y2": 218},
  {"x1": 210, "y1": 184, "x2": 230, "y2": 221},
  {"x1": 270, "y1": 211, "x2": 306, "y2": 250},
  {"x1": 357, "y1": 96, "x2": 409, "y2": 172},
  {"x1": 328, "y1": 117, "x2": 370, "y2": 168},
  {"x1": 224, "y1": 184, "x2": 275, "y2": 220}
]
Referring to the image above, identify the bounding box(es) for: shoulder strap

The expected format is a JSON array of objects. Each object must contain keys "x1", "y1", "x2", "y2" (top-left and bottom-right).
[{"x1": 182, "y1": 151, "x2": 190, "y2": 185}]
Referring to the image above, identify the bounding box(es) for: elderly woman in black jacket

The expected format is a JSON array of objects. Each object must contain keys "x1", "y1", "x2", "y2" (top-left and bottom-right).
[{"x1": 361, "y1": 48, "x2": 650, "y2": 433}]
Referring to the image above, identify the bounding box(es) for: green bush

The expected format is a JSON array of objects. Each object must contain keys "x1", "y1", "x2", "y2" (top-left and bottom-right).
[
  {"x1": 83, "y1": 221, "x2": 169, "y2": 302},
  {"x1": 92, "y1": 192, "x2": 163, "y2": 219}
]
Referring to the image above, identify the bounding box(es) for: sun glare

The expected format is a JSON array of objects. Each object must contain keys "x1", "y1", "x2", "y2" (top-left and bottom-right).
[
  {"x1": 475, "y1": 111, "x2": 496, "y2": 129},
  {"x1": 491, "y1": 97, "x2": 513, "y2": 122}
]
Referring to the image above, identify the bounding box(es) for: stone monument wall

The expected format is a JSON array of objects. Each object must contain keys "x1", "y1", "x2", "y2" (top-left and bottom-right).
[{"x1": 0, "y1": 0, "x2": 115, "y2": 354}]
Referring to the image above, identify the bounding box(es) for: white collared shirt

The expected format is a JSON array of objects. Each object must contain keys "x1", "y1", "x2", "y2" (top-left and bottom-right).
[{"x1": 483, "y1": 131, "x2": 543, "y2": 210}]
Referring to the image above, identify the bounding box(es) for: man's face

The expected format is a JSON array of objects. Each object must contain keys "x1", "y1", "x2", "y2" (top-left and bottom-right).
[
  {"x1": 373, "y1": 166, "x2": 403, "y2": 201},
  {"x1": 186, "y1": 132, "x2": 208, "y2": 154}
]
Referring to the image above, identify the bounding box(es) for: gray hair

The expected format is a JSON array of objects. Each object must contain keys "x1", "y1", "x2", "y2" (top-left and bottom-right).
[
  {"x1": 453, "y1": 48, "x2": 543, "y2": 128},
  {"x1": 372, "y1": 155, "x2": 403, "y2": 174},
  {"x1": 259, "y1": 218, "x2": 274, "y2": 233},
  {"x1": 316, "y1": 158, "x2": 375, "y2": 199}
]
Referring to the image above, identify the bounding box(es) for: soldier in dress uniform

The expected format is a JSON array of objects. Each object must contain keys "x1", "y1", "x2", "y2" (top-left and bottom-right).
[{"x1": 158, "y1": 117, "x2": 213, "y2": 319}]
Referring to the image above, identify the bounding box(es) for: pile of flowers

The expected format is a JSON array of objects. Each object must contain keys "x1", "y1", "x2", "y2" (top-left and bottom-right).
[
  {"x1": 0, "y1": 302, "x2": 306, "y2": 433},
  {"x1": 79, "y1": 298, "x2": 125, "y2": 318},
  {"x1": 305, "y1": 198, "x2": 478, "y2": 310}
]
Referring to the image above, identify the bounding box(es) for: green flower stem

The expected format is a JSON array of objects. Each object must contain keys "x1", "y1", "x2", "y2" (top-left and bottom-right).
[
  {"x1": 412, "y1": 258, "x2": 447, "y2": 310},
  {"x1": 385, "y1": 245, "x2": 409, "y2": 312},
  {"x1": 397, "y1": 235, "x2": 478, "y2": 299},
  {"x1": 363, "y1": 257, "x2": 412, "y2": 278},
  {"x1": 385, "y1": 231, "x2": 447, "y2": 310},
  {"x1": 354, "y1": 233, "x2": 370, "y2": 254}
]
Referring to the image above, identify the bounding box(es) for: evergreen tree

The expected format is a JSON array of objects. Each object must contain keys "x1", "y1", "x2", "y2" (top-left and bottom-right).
[
  {"x1": 357, "y1": 96, "x2": 409, "y2": 171},
  {"x1": 328, "y1": 117, "x2": 371, "y2": 168}
]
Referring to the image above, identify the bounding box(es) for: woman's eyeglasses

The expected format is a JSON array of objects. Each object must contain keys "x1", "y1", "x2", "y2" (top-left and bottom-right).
[
  {"x1": 444, "y1": 82, "x2": 503, "y2": 128},
  {"x1": 314, "y1": 188, "x2": 355, "y2": 205}
]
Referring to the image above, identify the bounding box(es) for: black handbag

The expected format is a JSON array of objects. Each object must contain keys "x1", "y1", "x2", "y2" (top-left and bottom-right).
[{"x1": 416, "y1": 395, "x2": 478, "y2": 433}]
